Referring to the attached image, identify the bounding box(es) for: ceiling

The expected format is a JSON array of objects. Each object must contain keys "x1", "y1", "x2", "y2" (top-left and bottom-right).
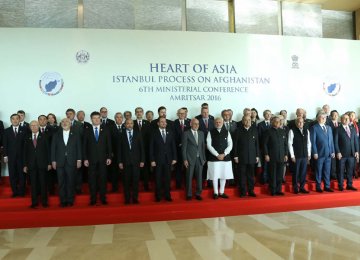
[{"x1": 282, "y1": 0, "x2": 360, "y2": 11}]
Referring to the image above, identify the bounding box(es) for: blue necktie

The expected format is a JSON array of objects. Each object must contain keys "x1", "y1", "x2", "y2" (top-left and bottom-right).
[{"x1": 95, "y1": 127, "x2": 99, "y2": 142}]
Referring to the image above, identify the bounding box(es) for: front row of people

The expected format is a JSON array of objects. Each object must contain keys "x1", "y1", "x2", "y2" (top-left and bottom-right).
[{"x1": 4, "y1": 110, "x2": 359, "y2": 208}]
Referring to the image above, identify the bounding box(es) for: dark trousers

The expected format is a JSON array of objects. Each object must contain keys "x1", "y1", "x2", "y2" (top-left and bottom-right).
[
  {"x1": 238, "y1": 163, "x2": 255, "y2": 195},
  {"x1": 29, "y1": 167, "x2": 47, "y2": 206},
  {"x1": 140, "y1": 162, "x2": 150, "y2": 190},
  {"x1": 47, "y1": 169, "x2": 57, "y2": 194},
  {"x1": 185, "y1": 157, "x2": 203, "y2": 197},
  {"x1": 8, "y1": 158, "x2": 25, "y2": 196},
  {"x1": 75, "y1": 165, "x2": 86, "y2": 193},
  {"x1": 57, "y1": 163, "x2": 76, "y2": 204},
  {"x1": 292, "y1": 157, "x2": 307, "y2": 191},
  {"x1": 175, "y1": 148, "x2": 184, "y2": 188},
  {"x1": 338, "y1": 157, "x2": 355, "y2": 188},
  {"x1": 315, "y1": 157, "x2": 331, "y2": 189},
  {"x1": 109, "y1": 162, "x2": 119, "y2": 192},
  {"x1": 88, "y1": 162, "x2": 107, "y2": 203},
  {"x1": 268, "y1": 161, "x2": 283, "y2": 194},
  {"x1": 123, "y1": 164, "x2": 140, "y2": 202},
  {"x1": 155, "y1": 162, "x2": 171, "y2": 200}
]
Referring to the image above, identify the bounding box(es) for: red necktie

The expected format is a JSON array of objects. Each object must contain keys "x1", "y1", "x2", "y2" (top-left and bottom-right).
[
  {"x1": 33, "y1": 134, "x2": 37, "y2": 148},
  {"x1": 180, "y1": 121, "x2": 184, "y2": 132}
]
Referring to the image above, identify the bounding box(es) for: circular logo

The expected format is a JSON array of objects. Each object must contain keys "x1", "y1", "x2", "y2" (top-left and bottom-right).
[
  {"x1": 76, "y1": 50, "x2": 90, "y2": 63},
  {"x1": 39, "y1": 72, "x2": 64, "y2": 96},
  {"x1": 323, "y1": 81, "x2": 341, "y2": 96}
]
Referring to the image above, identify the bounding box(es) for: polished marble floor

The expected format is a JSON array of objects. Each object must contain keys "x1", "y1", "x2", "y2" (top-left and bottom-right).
[{"x1": 1, "y1": 206, "x2": 360, "y2": 259}]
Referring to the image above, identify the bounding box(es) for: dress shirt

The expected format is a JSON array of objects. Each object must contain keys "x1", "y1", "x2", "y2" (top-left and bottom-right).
[{"x1": 63, "y1": 130, "x2": 70, "y2": 145}]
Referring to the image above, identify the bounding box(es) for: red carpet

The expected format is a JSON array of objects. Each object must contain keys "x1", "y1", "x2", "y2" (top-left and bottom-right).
[{"x1": 1, "y1": 176, "x2": 360, "y2": 229}]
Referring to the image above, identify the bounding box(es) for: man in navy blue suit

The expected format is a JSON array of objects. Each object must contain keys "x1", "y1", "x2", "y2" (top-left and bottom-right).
[
  {"x1": 310, "y1": 111, "x2": 335, "y2": 192},
  {"x1": 334, "y1": 114, "x2": 359, "y2": 191}
]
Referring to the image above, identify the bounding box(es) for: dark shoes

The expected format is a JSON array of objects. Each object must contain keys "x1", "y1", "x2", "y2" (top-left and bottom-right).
[
  {"x1": 316, "y1": 188, "x2": 323, "y2": 193},
  {"x1": 275, "y1": 192, "x2": 285, "y2": 196},
  {"x1": 186, "y1": 196, "x2": 192, "y2": 201},
  {"x1": 248, "y1": 192, "x2": 256, "y2": 197},
  {"x1": 219, "y1": 193, "x2": 229, "y2": 199},
  {"x1": 213, "y1": 194, "x2": 219, "y2": 200},
  {"x1": 165, "y1": 197, "x2": 173, "y2": 202},
  {"x1": 346, "y1": 186, "x2": 357, "y2": 191},
  {"x1": 299, "y1": 189, "x2": 309, "y2": 194},
  {"x1": 195, "y1": 195, "x2": 203, "y2": 201},
  {"x1": 29, "y1": 204, "x2": 38, "y2": 209},
  {"x1": 324, "y1": 188, "x2": 334, "y2": 192}
]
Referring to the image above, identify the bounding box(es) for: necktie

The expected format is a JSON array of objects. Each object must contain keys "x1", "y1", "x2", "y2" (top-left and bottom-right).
[
  {"x1": 334, "y1": 121, "x2": 338, "y2": 127},
  {"x1": 138, "y1": 121, "x2": 142, "y2": 131},
  {"x1": 102, "y1": 119, "x2": 106, "y2": 125},
  {"x1": 204, "y1": 119, "x2": 208, "y2": 129},
  {"x1": 33, "y1": 134, "x2": 37, "y2": 148},
  {"x1": 95, "y1": 127, "x2": 99, "y2": 142},
  {"x1": 226, "y1": 122, "x2": 230, "y2": 131},
  {"x1": 180, "y1": 121, "x2": 184, "y2": 132},
  {"x1": 128, "y1": 131, "x2": 133, "y2": 148},
  {"x1": 162, "y1": 130, "x2": 166, "y2": 143},
  {"x1": 194, "y1": 131, "x2": 198, "y2": 145},
  {"x1": 322, "y1": 125, "x2": 327, "y2": 133},
  {"x1": 346, "y1": 126, "x2": 351, "y2": 138},
  {"x1": 41, "y1": 127, "x2": 44, "y2": 133},
  {"x1": 266, "y1": 122, "x2": 269, "y2": 127},
  {"x1": 14, "y1": 127, "x2": 18, "y2": 137}
]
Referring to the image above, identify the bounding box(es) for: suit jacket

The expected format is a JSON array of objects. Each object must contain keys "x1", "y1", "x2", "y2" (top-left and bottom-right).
[
  {"x1": 174, "y1": 118, "x2": 191, "y2": 146},
  {"x1": 83, "y1": 125, "x2": 112, "y2": 164},
  {"x1": 310, "y1": 124, "x2": 335, "y2": 158},
  {"x1": 263, "y1": 127, "x2": 288, "y2": 162},
  {"x1": 101, "y1": 118, "x2": 116, "y2": 129},
  {"x1": 334, "y1": 125, "x2": 359, "y2": 157},
  {"x1": 181, "y1": 129, "x2": 206, "y2": 166},
  {"x1": 119, "y1": 130, "x2": 145, "y2": 166},
  {"x1": 51, "y1": 129, "x2": 82, "y2": 167},
  {"x1": 195, "y1": 116, "x2": 215, "y2": 139},
  {"x1": 150, "y1": 118, "x2": 174, "y2": 132},
  {"x1": 257, "y1": 120, "x2": 271, "y2": 143},
  {"x1": 110, "y1": 123, "x2": 125, "y2": 161},
  {"x1": 149, "y1": 128, "x2": 177, "y2": 165},
  {"x1": 0, "y1": 120, "x2": 4, "y2": 147},
  {"x1": 133, "y1": 119, "x2": 150, "y2": 133},
  {"x1": 23, "y1": 132, "x2": 50, "y2": 169},
  {"x1": 3, "y1": 126, "x2": 26, "y2": 161},
  {"x1": 328, "y1": 120, "x2": 339, "y2": 132},
  {"x1": 234, "y1": 125, "x2": 260, "y2": 164}
]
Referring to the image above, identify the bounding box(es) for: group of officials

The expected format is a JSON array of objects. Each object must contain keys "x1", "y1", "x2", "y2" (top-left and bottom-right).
[{"x1": 0, "y1": 103, "x2": 359, "y2": 208}]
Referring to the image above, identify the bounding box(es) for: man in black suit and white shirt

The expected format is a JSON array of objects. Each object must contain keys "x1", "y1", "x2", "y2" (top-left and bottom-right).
[
  {"x1": 182, "y1": 118, "x2": 206, "y2": 200},
  {"x1": 17, "y1": 110, "x2": 29, "y2": 130},
  {"x1": 174, "y1": 108, "x2": 191, "y2": 189},
  {"x1": 119, "y1": 119, "x2": 145, "y2": 204},
  {"x1": 3, "y1": 114, "x2": 26, "y2": 197},
  {"x1": 83, "y1": 111, "x2": 112, "y2": 205},
  {"x1": 100, "y1": 107, "x2": 115, "y2": 128},
  {"x1": 257, "y1": 109, "x2": 272, "y2": 184},
  {"x1": 23, "y1": 120, "x2": 51, "y2": 208},
  {"x1": 51, "y1": 118, "x2": 82, "y2": 207},
  {"x1": 150, "y1": 117, "x2": 177, "y2": 202},
  {"x1": 334, "y1": 114, "x2": 359, "y2": 191}
]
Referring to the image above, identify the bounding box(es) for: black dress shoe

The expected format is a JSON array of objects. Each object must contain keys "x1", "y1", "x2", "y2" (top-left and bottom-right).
[
  {"x1": 89, "y1": 201, "x2": 96, "y2": 206},
  {"x1": 275, "y1": 192, "x2": 285, "y2": 196},
  {"x1": 68, "y1": 202, "x2": 74, "y2": 207},
  {"x1": 133, "y1": 199, "x2": 139, "y2": 204},
  {"x1": 316, "y1": 188, "x2": 323, "y2": 193},
  {"x1": 11, "y1": 194, "x2": 18, "y2": 198},
  {"x1": 248, "y1": 192, "x2": 256, "y2": 197},
  {"x1": 299, "y1": 189, "x2": 309, "y2": 194},
  {"x1": 30, "y1": 204, "x2": 38, "y2": 209},
  {"x1": 346, "y1": 186, "x2": 357, "y2": 191},
  {"x1": 195, "y1": 195, "x2": 203, "y2": 201},
  {"x1": 324, "y1": 188, "x2": 334, "y2": 192},
  {"x1": 339, "y1": 187, "x2": 344, "y2": 191},
  {"x1": 60, "y1": 203, "x2": 67, "y2": 207},
  {"x1": 102, "y1": 200, "x2": 108, "y2": 205},
  {"x1": 155, "y1": 198, "x2": 161, "y2": 202},
  {"x1": 42, "y1": 203, "x2": 49, "y2": 208},
  {"x1": 240, "y1": 194, "x2": 246, "y2": 198},
  {"x1": 294, "y1": 190, "x2": 299, "y2": 194},
  {"x1": 213, "y1": 194, "x2": 219, "y2": 199},
  {"x1": 219, "y1": 193, "x2": 229, "y2": 199},
  {"x1": 165, "y1": 197, "x2": 173, "y2": 202},
  {"x1": 186, "y1": 196, "x2": 192, "y2": 201}
]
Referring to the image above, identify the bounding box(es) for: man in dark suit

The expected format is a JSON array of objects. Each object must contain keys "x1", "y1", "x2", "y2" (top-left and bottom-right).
[
  {"x1": 328, "y1": 110, "x2": 339, "y2": 180},
  {"x1": 234, "y1": 115, "x2": 259, "y2": 197},
  {"x1": 150, "y1": 106, "x2": 174, "y2": 132},
  {"x1": 263, "y1": 116, "x2": 288, "y2": 196},
  {"x1": 83, "y1": 111, "x2": 112, "y2": 205},
  {"x1": 3, "y1": 114, "x2": 26, "y2": 197},
  {"x1": 133, "y1": 107, "x2": 151, "y2": 191},
  {"x1": 334, "y1": 114, "x2": 359, "y2": 191},
  {"x1": 195, "y1": 106, "x2": 215, "y2": 188},
  {"x1": 51, "y1": 118, "x2": 82, "y2": 207},
  {"x1": 100, "y1": 107, "x2": 116, "y2": 128},
  {"x1": 23, "y1": 120, "x2": 51, "y2": 208},
  {"x1": 257, "y1": 109, "x2": 272, "y2": 184},
  {"x1": 109, "y1": 112, "x2": 125, "y2": 193},
  {"x1": 150, "y1": 117, "x2": 177, "y2": 202},
  {"x1": 196, "y1": 103, "x2": 215, "y2": 121},
  {"x1": 182, "y1": 118, "x2": 206, "y2": 200},
  {"x1": 288, "y1": 117, "x2": 311, "y2": 194},
  {"x1": 174, "y1": 108, "x2": 191, "y2": 189},
  {"x1": 119, "y1": 119, "x2": 145, "y2": 204},
  {"x1": 0, "y1": 119, "x2": 4, "y2": 179},
  {"x1": 310, "y1": 111, "x2": 335, "y2": 192},
  {"x1": 17, "y1": 110, "x2": 30, "y2": 130}
]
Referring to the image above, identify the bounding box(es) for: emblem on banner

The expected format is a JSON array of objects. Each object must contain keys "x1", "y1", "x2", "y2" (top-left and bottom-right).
[
  {"x1": 291, "y1": 55, "x2": 299, "y2": 69},
  {"x1": 76, "y1": 50, "x2": 90, "y2": 63},
  {"x1": 39, "y1": 72, "x2": 64, "y2": 96},
  {"x1": 323, "y1": 81, "x2": 341, "y2": 96}
]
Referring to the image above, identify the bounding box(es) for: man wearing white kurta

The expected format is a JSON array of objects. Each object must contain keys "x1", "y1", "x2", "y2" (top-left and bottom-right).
[{"x1": 207, "y1": 117, "x2": 233, "y2": 199}]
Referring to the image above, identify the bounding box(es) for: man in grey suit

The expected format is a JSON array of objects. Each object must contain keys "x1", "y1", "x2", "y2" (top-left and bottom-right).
[
  {"x1": 182, "y1": 118, "x2": 206, "y2": 200},
  {"x1": 51, "y1": 118, "x2": 82, "y2": 207}
]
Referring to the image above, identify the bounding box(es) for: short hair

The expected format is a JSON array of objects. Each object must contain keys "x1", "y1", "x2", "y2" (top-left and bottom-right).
[
  {"x1": 37, "y1": 115, "x2": 47, "y2": 120},
  {"x1": 330, "y1": 110, "x2": 338, "y2": 117},
  {"x1": 263, "y1": 109, "x2": 271, "y2": 117},
  {"x1": 135, "y1": 107, "x2": 143, "y2": 112},
  {"x1": 340, "y1": 114, "x2": 349, "y2": 120},
  {"x1": 10, "y1": 113, "x2": 19, "y2": 120},
  {"x1": 17, "y1": 110, "x2": 25, "y2": 115},
  {"x1": 114, "y1": 112, "x2": 123, "y2": 119},
  {"x1": 77, "y1": 110, "x2": 85, "y2": 115},
  {"x1": 158, "y1": 106, "x2": 166, "y2": 113},
  {"x1": 201, "y1": 103, "x2": 209, "y2": 108},
  {"x1": 295, "y1": 117, "x2": 304, "y2": 124},
  {"x1": 181, "y1": 107, "x2": 188, "y2": 111},
  {"x1": 100, "y1": 107, "x2": 107, "y2": 112},
  {"x1": 90, "y1": 111, "x2": 101, "y2": 118},
  {"x1": 66, "y1": 108, "x2": 75, "y2": 114},
  {"x1": 146, "y1": 110, "x2": 153, "y2": 116},
  {"x1": 280, "y1": 110, "x2": 287, "y2": 114},
  {"x1": 316, "y1": 110, "x2": 326, "y2": 119}
]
